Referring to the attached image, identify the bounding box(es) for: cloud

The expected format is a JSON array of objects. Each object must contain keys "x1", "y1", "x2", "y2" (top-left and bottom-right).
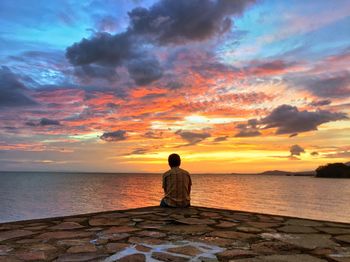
[
  {"x1": 130, "y1": 148, "x2": 148, "y2": 155},
  {"x1": 40, "y1": 118, "x2": 60, "y2": 126},
  {"x1": 260, "y1": 104, "x2": 348, "y2": 134},
  {"x1": 0, "y1": 66, "x2": 37, "y2": 107},
  {"x1": 74, "y1": 65, "x2": 118, "y2": 83},
  {"x1": 311, "y1": 151, "x2": 319, "y2": 156},
  {"x1": 175, "y1": 130, "x2": 210, "y2": 145},
  {"x1": 66, "y1": 32, "x2": 136, "y2": 67},
  {"x1": 247, "y1": 60, "x2": 298, "y2": 76},
  {"x1": 305, "y1": 72, "x2": 350, "y2": 98},
  {"x1": 310, "y1": 99, "x2": 332, "y2": 107},
  {"x1": 235, "y1": 119, "x2": 261, "y2": 137},
  {"x1": 128, "y1": 0, "x2": 255, "y2": 44},
  {"x1": 100, "y1": 130, "x2": 127, "y2": 142},
  {"x1": 213, "y1": 136, "x2": 228, "y2": 142},
  {"x1": 290, "y1": 144, "x2": 305, "y2": 156},
  {"x1": 127, "y1": 57, "x2": 163, "y2": 85}
]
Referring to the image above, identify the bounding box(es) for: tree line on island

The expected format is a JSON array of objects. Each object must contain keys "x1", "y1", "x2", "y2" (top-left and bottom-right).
[{"x1": 315, "y1": 162, "x2": 350, "y2": 178}]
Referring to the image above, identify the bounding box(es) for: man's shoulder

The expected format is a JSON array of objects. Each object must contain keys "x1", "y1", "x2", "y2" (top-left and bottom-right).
[
  {"x1": 178, "y1": 168, "x2": 190, "y2": 176},
  {"x1": 163, "y1": 169, "x2": 172, "y2": 177}
]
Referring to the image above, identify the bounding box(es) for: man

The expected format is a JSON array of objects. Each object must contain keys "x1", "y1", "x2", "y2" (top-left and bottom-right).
[{"x1": 160, "y1": 153, "x2": 192, "y2": 208}]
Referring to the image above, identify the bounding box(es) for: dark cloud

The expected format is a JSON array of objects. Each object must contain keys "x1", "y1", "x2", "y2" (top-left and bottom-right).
[
  {"x1": 144, "y1": 131, "x2": 163, "y2": 139},
  {"x1": 175, "y1": 130, "x2": 210, "y2": 145},
  {"x1": 311, "y1": 151, "x2": 319, "y2": 156},
  {"x1": 95, "y1": 15, "x2": 119, "y2": 32},
  {"x1": 260, "y1": 104, "x2": 348, "y2": 134},
  {"x1": 289, "y1": 133, "x2": 298, "y2": 137},
  {"x1": 127, "y1": 57, "x2": 163, "y2": 85},
  {"x1": 130, "y1": 148, "x2": 148, "y2": 155},
  {"x1": 310, "y1": 99, "x2": 332, "y2": 107},
  {"x1": 74, "y1": 65, "x2": 118, "y2": 83},
  {"x1": 100, "y1": 130, "x2": 127, "y2": 142},
  {"x1": 305, "y1": 72, "x2": 350, "y2": 98},
  {"x1": 235, "y1": 119, "x2": 261, "y2": 137},
  {"x1": 40, "y1": 118, "x2": 60, "y2": 126},
  {"x1": 213, "y1": 136, "x2": 228, "y2": 142},
  {"x1": 66, "y1": 32, "x2": 136, "y2": 67},
  {"x1": 247, "y1": 60, "x2": 295, "y2": 76},
  {"x1": 290, "y1": 144, "x2": 305, "y2": 156},
  {"x1": 128, "y1": 0, "x2": 255, "y2": 44},
  {"x1": 0, "y1": 66, "x2": 37, "y2": 107}
]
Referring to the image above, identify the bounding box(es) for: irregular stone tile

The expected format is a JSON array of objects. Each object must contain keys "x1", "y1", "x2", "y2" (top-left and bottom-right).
[
  {"x1": 247, "y1": 222, "x2": 281, "y2": 228},
  {"x1": 128, "y1": 236, "x2": 166, "y2": 245},
  {"x1": 151, "y1": 251, "x2": 189, "y2": 262},
  {"x1": 317, "y1": 227, "x2": 350, "y2": 235},
  {"x1": 13, "y1": 250, "x2": 49, "y2": 261},
  {"x1": 56, "y1": 238, "x2": 91, "y2": 246},
  {"x1": 67, "y1": 244, "x2": 97, "y2": 253},
  {"x1": 190, "y1": 236, "x2": 248, "y2": 248},
  {"x1": 37, "y1": 230, "x2": 92, "y2": 240},
  {"x1": 63, "y1": 217, "x2": 87, "y2": 223},
  {"x1": 0, "y1": 230, "x2": 35, "y2": 242},
  {"x1": 216, "y1": 249, "x2": 256, "y2": 260},
  {"x1": 0, "y1": 256, "x2": 22, "y2": 262},
  {"x1": 137, "y1": 223, "x2": 164, "y2": 230},
  {"x1": 328, "y1": 258, "x2": 350, "y2": 262},
  {"x1": 15, "y1": 238, "x2": 42, "y2": 244},
  {"x1": 96, "y1": 232, "x2": 130, "y2": 242},
  {"x1": 237, "y1": 226, "x2": 262, "y2": 233},
  {"x1": 105, "y1": 243, "x2": 129, "y2": 253},
  {"x1": 215, "y1": 221, "x2": 238, "y2": 228},
  {"x1": 208, "y1": 231, "x2": 255, "y2": 240},
  {"x1": 251, "y1": 241, "x2": 298, "y2": 255},
  {"x1": 86, "y1": 227, "x2": 103, "y2": 232},
  {"x1": 200, "y1": 212, "x2": 222, "y2": 219},
  {"x1": 23, "y1": 225, "x2": 48, "y2": 231},
  {"x1": 285, "y1": 219, "x2": 323, "y2": 227},
  {"x1": 102, "y1": 226, "x2": 139, "y2": 234},
  {"x1": 0, "y1": 245, "x2": 13, "y2": 255},
  {"x1": 262, "y1": 233, "x2": 338, "y2": 249},
  {"x1": 136, "y1": 230, "x2": 167, "y2": 238},
  {"x1": 167, "y1": 245, "x2": 202, "y2": 256},
  {"x1": 160, "y1": 225, "x2": 213, "y2": 234},
  {"x1": 117, "y1": 253, "x2": 146, "y2": 262},
  {"x1": 135, "y1": 245, "x2": 151, "y2": 252},
  {"x1": 325, "y1": 222, "x2": 350, "y2": 228},
  {"x1": 335, "y1": 235, "x2": 350, "y2": 244},
  {"x1": 256, "y1": 254, "x2": 327, "y2": 261},
  {"x1": 89, "y1": 217, "x2": 130, "y2": 226},
  {"x1": 277, "y1": 225, "x2": 318, "y2": 233},
  {"x1": 50, "y1": 222, "x2": 84, "y2": 230},
  {"x1": 176, "y1": 217, "x2": 216, "y2": 225},
  {"x1": 55, "y1": 253, "x2": 107, "y2": 262},
  {"x1": 95, "y1": 212, "x2": 129, "y2": 219},
  {"x1": 28, "y1": 243, "x2": 57, "y2": 252},
  {"x1": 0, "y1": 225, "x2": 23, "y2": 231},
  {"x1": 311, "y1": 248, "x2": 334, "y2": 256},
  {"x1": 132, "y1": 218, "x2": 144, "y2": 222}
]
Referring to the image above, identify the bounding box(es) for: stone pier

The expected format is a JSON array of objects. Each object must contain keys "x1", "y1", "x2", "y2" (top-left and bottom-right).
[{"x1": 0, "y1": 206, "x2": 350, "y2": 261}]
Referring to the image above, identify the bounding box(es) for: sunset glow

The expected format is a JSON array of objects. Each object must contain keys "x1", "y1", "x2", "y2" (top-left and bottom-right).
[{"x1": 0, "y1": 0, "x2": 349, "y2": 173}]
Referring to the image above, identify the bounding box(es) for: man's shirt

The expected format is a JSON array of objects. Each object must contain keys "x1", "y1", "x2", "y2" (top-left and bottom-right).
[{"x1": 162, "y1": 167, "x2": 191, "y2": 207}]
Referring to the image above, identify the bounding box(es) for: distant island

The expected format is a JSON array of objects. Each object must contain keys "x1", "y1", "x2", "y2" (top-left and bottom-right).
[
  {"x1": 231, "y1": 170, "x2": 315, "y2": 176},
  {"x1": 315, "y1": 162, "x2": 350, "y2": 178},
  {"x1": 231, "y1": 162, "x2": 350, "y2": 178}
]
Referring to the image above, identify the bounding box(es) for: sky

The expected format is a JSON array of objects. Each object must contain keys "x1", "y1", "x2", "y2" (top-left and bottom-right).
[{"x1": 0, "y1": 0, "x2": 349, "y2": 173}]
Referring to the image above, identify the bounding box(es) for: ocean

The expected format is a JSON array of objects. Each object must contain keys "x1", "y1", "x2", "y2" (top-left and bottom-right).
[{"x1": 1, "y1": 172, "x2": 349, "y2": 223}]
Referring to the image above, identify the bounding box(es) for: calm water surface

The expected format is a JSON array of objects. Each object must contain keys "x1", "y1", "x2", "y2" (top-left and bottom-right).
[{"x1": 0, "y1": 172, "x2": 349, "y2": 223}]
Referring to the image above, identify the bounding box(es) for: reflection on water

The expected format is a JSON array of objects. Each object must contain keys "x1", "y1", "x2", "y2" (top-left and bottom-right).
[{"x1": 0, "y1": 172, "x2": 350, "y2": 223}]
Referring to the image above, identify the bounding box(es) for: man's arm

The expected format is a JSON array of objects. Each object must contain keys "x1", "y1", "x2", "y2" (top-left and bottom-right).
[
  {"x1": 162, "y1": 174, "x2": 167, "y2": 194},
  {"x1": 188, "y1": 175, "x2": 192, "y2": 193}
]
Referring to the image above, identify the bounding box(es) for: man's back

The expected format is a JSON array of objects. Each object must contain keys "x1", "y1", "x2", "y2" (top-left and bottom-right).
[{"x1": 162, "y1": 167, "x2": 191, "y2": 207}]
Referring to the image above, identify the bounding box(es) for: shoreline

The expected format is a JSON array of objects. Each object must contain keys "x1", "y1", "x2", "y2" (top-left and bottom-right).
[{"x1": 1, "y1": 206, "x2": 350, "y2": 261}]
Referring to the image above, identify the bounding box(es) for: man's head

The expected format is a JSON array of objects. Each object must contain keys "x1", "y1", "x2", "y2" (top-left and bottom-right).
[{"x1": 168, "y1": 153, "x2": 181, "y2": 168}]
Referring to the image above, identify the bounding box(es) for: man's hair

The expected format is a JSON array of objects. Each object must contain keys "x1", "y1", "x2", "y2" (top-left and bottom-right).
[{"x1": 168, "y1": 153, "x2": 181, "y2": 167}]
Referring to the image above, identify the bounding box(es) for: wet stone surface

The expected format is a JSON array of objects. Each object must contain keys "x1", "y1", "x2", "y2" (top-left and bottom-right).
[{"x1": 0, "y1": 206, "x2": 349, "y2": 261}]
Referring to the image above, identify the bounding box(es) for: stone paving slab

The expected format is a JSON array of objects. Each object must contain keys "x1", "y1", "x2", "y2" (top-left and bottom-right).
[{"x1": 0, "y1": 206, "x2": 349, "y2": 261}]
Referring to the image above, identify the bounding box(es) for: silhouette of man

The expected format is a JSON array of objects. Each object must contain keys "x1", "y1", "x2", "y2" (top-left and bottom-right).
[{"x1": 160, "y1": 153, "x2": 192, "y2": 208}]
